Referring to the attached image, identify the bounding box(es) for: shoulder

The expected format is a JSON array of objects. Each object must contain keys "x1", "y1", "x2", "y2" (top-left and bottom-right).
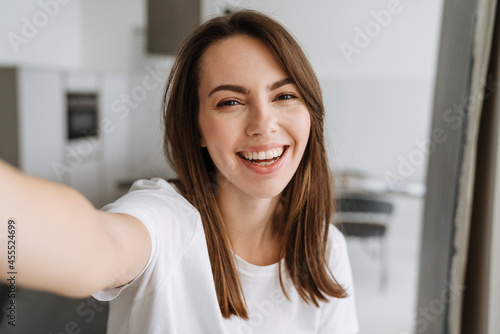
[
  {"x1": 104, "y1": 178, "x2": 199, "y2": 220},
  {"x1": 93, "y1": 179, "x2": 206, "y2": 301},
  {"x1": 318, "y1": 225, "x2": 359, "y2": 332},
  {"x1": 325, "y1": 224, "x2": 355, "y2": 293},
  {"x1": 108, "y1": 178, "x2": 195, "y2": 211},
  {"x1": 325, "y1": 224, "x2": 348, "y2": 269},
  {"x1": 102, "y1": 178, "x2": 201, "y2": 251}
]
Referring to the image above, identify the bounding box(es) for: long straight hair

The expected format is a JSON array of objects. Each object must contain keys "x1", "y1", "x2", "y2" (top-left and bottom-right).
[{"x1": 163, "y1": 10, "x2": 347, "y2": 319}]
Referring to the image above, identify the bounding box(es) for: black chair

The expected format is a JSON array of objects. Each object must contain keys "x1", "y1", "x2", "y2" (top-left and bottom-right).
[{"x1": 335, "y1": 195, "x2": 394, "y2": 290}]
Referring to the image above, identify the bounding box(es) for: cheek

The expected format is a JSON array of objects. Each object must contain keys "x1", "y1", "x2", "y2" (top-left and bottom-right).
[
  {"x1": 198, "y1": 111, "x2": 216, "y2": 147},
  {"x1": 291, "y1": 108, "x2": 312, "y2": 147},
  {"x1": 199, "y1": 113, "x2": 233, "y2": 155}
]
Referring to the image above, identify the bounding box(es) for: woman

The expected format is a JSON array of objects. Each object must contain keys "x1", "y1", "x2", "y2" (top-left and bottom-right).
[{"x1": 0, "y1": 10, "x2": 358, "y2": 333}]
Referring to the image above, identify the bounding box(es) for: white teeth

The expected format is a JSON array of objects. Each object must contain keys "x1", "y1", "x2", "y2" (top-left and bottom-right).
[
  {"x1": 252, "y1": 160, "x2": 274, "y2": 166},
  {"x1": 239, "y1": 146, "x2": 286, "y2": 164}
]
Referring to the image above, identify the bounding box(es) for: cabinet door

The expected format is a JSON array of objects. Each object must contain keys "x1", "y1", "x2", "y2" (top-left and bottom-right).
[
  {"x1": 18, "y1": 68, "x2": 65, "y2": 183},
  {"x1": 127, "y1": 70, "x2": 171, "y2": 180},
  {"x1": 100, "y1": 72, "x2": 132, "y2": 203}
]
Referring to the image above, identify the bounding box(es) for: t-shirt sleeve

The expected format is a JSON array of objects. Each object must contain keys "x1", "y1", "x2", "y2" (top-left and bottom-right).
[
  {"x1": 91, "y1": 178, "x2": 198, "y2": 302},
  {"x1": 318, "y1": 225, "x2": 360, "y2": 333}
]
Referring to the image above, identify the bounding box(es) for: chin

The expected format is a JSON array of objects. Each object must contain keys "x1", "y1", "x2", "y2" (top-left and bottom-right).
[{"x1": 244, "y1": 179, "x2": 290, "y2": 199}]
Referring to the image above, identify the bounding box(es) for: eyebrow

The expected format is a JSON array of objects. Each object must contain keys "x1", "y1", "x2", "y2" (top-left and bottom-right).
[{"x1": 207, "y1": 77, "x2": 293, "y2": 97}]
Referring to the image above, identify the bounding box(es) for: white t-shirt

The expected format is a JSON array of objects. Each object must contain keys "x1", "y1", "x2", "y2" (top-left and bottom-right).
[{"x1": 92, "y1": 178, "x2": 359, "y2": 334}]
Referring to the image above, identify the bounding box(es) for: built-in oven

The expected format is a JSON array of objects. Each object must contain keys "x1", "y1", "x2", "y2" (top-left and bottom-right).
[{"x1": 66, "y1": 92, "x2": 98, "y2": 140}]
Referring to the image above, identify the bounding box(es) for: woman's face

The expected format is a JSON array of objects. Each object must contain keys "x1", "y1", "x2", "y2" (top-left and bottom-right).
[{"x1": 198, "y1": 35, "x2": 311, "y2": 199}]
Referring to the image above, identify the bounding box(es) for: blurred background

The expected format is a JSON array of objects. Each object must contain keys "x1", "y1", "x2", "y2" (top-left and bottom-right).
[{"x1": 0, "y1": 0, "x2": 444, "y2": 333}]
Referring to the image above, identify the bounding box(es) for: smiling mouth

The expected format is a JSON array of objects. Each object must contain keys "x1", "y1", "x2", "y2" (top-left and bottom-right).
[{"x1": 237, "y1": 146, "x2": 288, "y2": 167}]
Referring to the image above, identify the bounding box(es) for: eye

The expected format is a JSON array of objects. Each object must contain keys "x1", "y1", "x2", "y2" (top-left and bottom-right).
[
  {"x1": 274, "y1": 93, "x2": 298, "y2": 101},
  {"x1": 216, "y1": 99, "x2": 241, "y2": 108}
]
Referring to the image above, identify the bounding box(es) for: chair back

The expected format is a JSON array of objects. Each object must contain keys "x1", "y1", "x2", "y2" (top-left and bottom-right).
[{"x1": 335, "y1": 196, "x2": 394, "y2": 237}]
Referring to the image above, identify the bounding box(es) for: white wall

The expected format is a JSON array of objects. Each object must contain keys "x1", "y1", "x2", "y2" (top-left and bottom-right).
[
  {"x1": 203, "y1": 0, "x2": 442, "y2": 79},
  {"x1": 0, "y1": 0, "x2": 146, "y2": 71},
  {"x1": 80, "y1": 0, "x2": 145, "y2": 71},
  {"x1": 321, "y1": 77, "x2": 434, "y2": 182},
  {"x1": 1, "y1": 0, "x2": 441, "y2": 81},
  {"x1": 0, "y1": 0, "x2": 82, "y2": 68}
]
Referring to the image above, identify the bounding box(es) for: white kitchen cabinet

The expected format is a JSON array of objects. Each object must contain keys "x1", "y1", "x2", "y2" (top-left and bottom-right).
[
  {"x1": 0, "y1": 67, "x2": 135, "y2": 207},
  {"x1": 9, "y1": 67, "x2": 65, "y2": 183}
]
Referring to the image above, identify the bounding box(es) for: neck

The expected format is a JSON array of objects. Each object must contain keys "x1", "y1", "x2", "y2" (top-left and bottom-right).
[{"x1": 216, "y1": 179, "x2": 281, "y2": 266}]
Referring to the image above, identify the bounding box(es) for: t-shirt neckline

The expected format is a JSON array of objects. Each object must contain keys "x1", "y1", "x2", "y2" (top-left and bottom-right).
[{"x1": 232, "y1": 252, "x2": 283, "y2": 279}]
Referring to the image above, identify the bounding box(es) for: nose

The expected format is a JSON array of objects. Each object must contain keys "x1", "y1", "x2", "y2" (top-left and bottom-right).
[{"x1": 245, "y1": 100, "x2": 279, "y2": 137}]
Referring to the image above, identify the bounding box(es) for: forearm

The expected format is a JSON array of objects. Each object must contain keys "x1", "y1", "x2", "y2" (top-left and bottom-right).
[{"x1": 0, "y1": 160, "x2": 116, "y2": 297}]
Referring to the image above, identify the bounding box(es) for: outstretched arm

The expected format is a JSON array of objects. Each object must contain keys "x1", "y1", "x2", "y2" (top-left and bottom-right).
[{"x1": 0, "y1": 160, "x2": 151, "y2": 298}]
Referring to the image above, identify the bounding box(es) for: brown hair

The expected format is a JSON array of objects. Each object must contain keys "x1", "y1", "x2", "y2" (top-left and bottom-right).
[{"x1": 163, "y1": 10, "x2": 347, "y2": 319}]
